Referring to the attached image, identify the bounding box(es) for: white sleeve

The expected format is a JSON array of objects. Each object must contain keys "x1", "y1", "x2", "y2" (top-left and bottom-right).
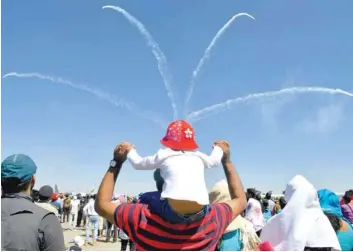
[
  {"x1": 127, "y1": 149, "x2": 163, "y2": 170},
  {"x1": 197, "y1": 145, "x2": 223, "y2": 168},
  {"x1": 83, "y1": 204, "x2": 88, "y2": 215}
]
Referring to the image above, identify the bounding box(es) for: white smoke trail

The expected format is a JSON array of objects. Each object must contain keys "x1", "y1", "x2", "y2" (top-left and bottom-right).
[
  {"x1": 102, "y1": 5, "x2": 178, "y2": 120},
  {"x1": 187, "y1": 86, "x2": 353, "y2": 122},
  {"x1": 184, "y1": 13, "x2": 255, "y2": 115},
  {"x1": 2, "y1": 72, "x2": 167, "y2": 128}
]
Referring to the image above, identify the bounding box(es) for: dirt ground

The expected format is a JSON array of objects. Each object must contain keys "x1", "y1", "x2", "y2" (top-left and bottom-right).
[{"x1": 62, "y1": 222, "x2": 124, "y2": 251}]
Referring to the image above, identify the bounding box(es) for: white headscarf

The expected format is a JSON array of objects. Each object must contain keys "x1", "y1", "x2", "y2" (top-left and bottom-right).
[{"x1": 260, "y1": 175, "x2": 340, "y2": 251}]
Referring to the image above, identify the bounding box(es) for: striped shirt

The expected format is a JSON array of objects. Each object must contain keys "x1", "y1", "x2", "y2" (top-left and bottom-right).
[{"x1": 114, "y1": 202, "x2": 234, "y2": 251}]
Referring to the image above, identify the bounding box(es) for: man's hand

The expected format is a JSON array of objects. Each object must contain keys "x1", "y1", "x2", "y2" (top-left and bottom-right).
[
  {"x1": 120, "y1": 142, "x2": 134, "y2": 152},
  {"x1": 119, "y1": 142, "x2": 135, "y2": 153},
  {"x1": 214, "y1": 140, "x2": 231, "y2": 163},
  {"x1": 113, "y1": 144, "x2": 128, "y2": 163}
]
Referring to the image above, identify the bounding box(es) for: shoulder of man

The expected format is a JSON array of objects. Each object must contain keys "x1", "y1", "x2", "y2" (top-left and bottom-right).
[
  {"x1": 114, "y1": 203, "x2": 147, "y2": 231},
  {"x1": 208, "y1": 202, "x2": 234, "y2": 227},
  {"x1": 38, "y1": 212, "x2": 65, "y2": 250}
]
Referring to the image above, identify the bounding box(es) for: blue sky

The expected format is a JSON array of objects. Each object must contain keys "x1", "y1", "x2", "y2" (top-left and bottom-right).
[{"x1": 2, "y1": 0, "x2": 353, "y2": 195}]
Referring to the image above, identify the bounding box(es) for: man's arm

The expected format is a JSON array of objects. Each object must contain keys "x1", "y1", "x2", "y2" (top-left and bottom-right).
[
  {"x1": 95, "y1": 143, "x2": 142, "y2": 237},
  {"x1": 216, "y1": 141, "x2": 247, "y2": 218},
  {"x1": 95, "y1": 165, "x2": 123, "y2": 225},
  {"x1": 39, "y1": 213, "x2": 66, "y2": 251}
]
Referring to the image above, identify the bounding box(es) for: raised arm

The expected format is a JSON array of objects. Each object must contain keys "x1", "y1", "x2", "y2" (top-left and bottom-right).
[
  {"x1": 95, "y1": 144, "x2": 126, "y2": 225},
  {"x1": 127, "y1": 148, "x2": 161, "y2": 170},
  {"x1": 198, "y1": 145, "x2": 224, "y2": 168},
  {"x1": 216, "y1": 141, "x2": 247, "y2": 218}
]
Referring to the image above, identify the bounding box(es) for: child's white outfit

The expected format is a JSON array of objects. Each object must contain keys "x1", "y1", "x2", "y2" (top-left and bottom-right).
[{"x1": 127, "y1": 146, "x2": 223, "y2": 205}]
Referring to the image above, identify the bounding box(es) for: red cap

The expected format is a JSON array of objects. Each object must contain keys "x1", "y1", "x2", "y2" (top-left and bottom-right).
[
  {"x1": 160, "y1": 120, "x2": 199, "y2": 151},
  {"x1": 51, "y1": 193, "x2": 59, "y2": 201}
]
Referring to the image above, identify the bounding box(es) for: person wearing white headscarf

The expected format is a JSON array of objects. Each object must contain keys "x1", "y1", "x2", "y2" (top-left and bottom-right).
[
  {"x1": 209, "y1": 180, "x2": 260, "y2": 251},
  {"x1": 260, "y1": 175, "x2": 341, "y2": 251}
]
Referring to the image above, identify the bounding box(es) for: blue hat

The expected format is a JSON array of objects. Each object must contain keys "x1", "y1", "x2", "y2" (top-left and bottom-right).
[{"x1": 1, "y1": 154, "x2": 37, "y2": 183}]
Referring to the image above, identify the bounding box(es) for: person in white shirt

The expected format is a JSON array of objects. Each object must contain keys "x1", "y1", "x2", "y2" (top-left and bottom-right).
[
  {"x1": 83, "y1": 195, "x2": 99, "y2": 246},
  {"x1": 245, "y1": 189, "x2": 266, "y2": 236},
  {"x1": 69, "y1": 196, "x2": 80, "y2": 230},
  {"x1": 120, "y1": 120, "x2": 223, "y2": 221}
]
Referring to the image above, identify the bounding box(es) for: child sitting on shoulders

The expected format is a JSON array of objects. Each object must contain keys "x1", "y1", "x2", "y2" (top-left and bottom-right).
[{"x1": 121, "y1": 120, "x2": 223, "y2": 222}]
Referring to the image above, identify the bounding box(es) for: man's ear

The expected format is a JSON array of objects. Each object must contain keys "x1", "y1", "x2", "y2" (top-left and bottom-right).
[{"x1": 31, "y1": 175, "x2": 36, "y2": 187}]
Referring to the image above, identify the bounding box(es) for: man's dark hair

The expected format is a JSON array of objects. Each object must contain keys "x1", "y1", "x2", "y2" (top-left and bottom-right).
[
  {"x1": 324, "y1": 213, "x2": 341, "y2": 232},
  {"x1": 247, "y1": 188, "x2": 257, "y2": 199},
  {"x1": 32, "y1": 189, "x2": 40, "y2": 202},
  {"x1": 156, "y1": 181, "x2": 164, "y2": 192},
  {"x1": 255, "y1": 191, "x2": 262, "y2": 201},
  {"x1": 265, "y1": 191, "x2": 272, "y2": 200},
  {"x1": 343, "y1": 190, "x2": 353, "y2": 204},
  {"x1": 154, "y1": 169, "x2": 164, "y2": 192},
  {"x1": 1, "y1": 178, "x2": 32, "y2": 194},
  {"x1": 262, "y1": 199, "x2": 269, "y2": 212},
  {"x1": 38, "y1": 195, "x2": 48, "y2": 201},
  {"x1": 91, "y1": 194, "x2": 96, "y2": 200},
  {"x1": 279, "y1": 197, "x2": 287, "y2": 209}
]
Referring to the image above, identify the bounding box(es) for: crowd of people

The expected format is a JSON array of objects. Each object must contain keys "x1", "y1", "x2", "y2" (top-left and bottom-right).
[{"x1": 1, "y1": 120, "x2": 353, "y2": 251}]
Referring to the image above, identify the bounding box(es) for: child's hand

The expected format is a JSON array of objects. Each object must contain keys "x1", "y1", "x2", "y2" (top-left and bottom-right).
[{"x1": 214, "y1": 140, "x2": 230, "y2": 162}]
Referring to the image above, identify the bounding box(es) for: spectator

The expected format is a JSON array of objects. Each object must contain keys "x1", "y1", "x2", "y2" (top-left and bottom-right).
[
  {"x1": 125, "y1": 120, "x2": 224, "y2": 214},
  {"x1": 279, "y1": 197, "x2": 287, "y2": 211},
  {"x1": 245, "y1": 188, "x2": 265, "y2": 236},
  {"x1": 51, "y1": 193, "x2": 63, "y2": 220},
  {"x1": 1, "y1": 154, "x2": 65, "y2": 251},
  {"x1": 83, "y1": 194, "x2": 99, "y2": 246},
  {"x1": 140, "y1": 170, "x2": 163, "y2": 200},
  {"x1": 260, "y1": 175, "x2": 340, "y2": 251},
  {"x1": 318, "y1": 189, "x2": 353, "y2": 251},
  {"x1": 57, "y1": 193, "x2": 64, "y2": 222},
  {"x1": 265, "y1": 191, "x2": 276, "y2": 214},
  {"x1": 138, "y1": 169, "x2": 163, "y2": 208},
  {"x1": 77, "y1": 194, "x2": 88, "y2": 227},
  {"x1": 69, "y1": 196, "x2": 80, "y2": 230},
  {"x1": 341, "y1": 190, "x2": 353, "y2": 224},
  {"x1": 119, "y1": 228, "x2": 133, "y2": 251},
  {"x1": 95, "y1": 140, "x2": 247, "y2": 250},
  {"x1": 31, "y1": 189, "x2": 40, "y2": 202},
  {"x1": 261, "y1": 199, "x2": 272, "y2": 223},
  {"x1": 98, "y1": 215, "x2": 104, "y2": 237},
  {"x1": 106, "y1": 197, "x2": 119, "y2": 243},
  {"x1": 209, "y1": 179, "x2": 260, "y2": 251},
  {"x1": 63, "y1": 194, "x2": 71, "y2": 223},
  {"x1": 273, "y1": 197, "x2": 286, "y2": 215},
  {"x1": 36, "y1": 185, "x2": 59, "y2": 216}
]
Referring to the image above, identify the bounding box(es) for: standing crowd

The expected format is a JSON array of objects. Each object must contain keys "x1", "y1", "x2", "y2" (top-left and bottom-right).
[{"x1": 1, "y1": 120, "x2": 353, "y2": 251}]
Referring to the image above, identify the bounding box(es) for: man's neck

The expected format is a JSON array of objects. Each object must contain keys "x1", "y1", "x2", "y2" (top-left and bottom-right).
[
  {"x1": 3, "y1": 190, "x2": 31, "y2": 196},
  {"x1": 167, "y1": 199, "x2": 204, "y2": 215}
]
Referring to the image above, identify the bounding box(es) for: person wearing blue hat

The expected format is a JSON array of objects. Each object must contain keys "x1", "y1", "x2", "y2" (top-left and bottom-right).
[
  {"x1": 1, "y1": 154, "x2": 65, "y2": 251},
  {"x1": 139, "y1": 169, "x2": 164, "y2": 204}
]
